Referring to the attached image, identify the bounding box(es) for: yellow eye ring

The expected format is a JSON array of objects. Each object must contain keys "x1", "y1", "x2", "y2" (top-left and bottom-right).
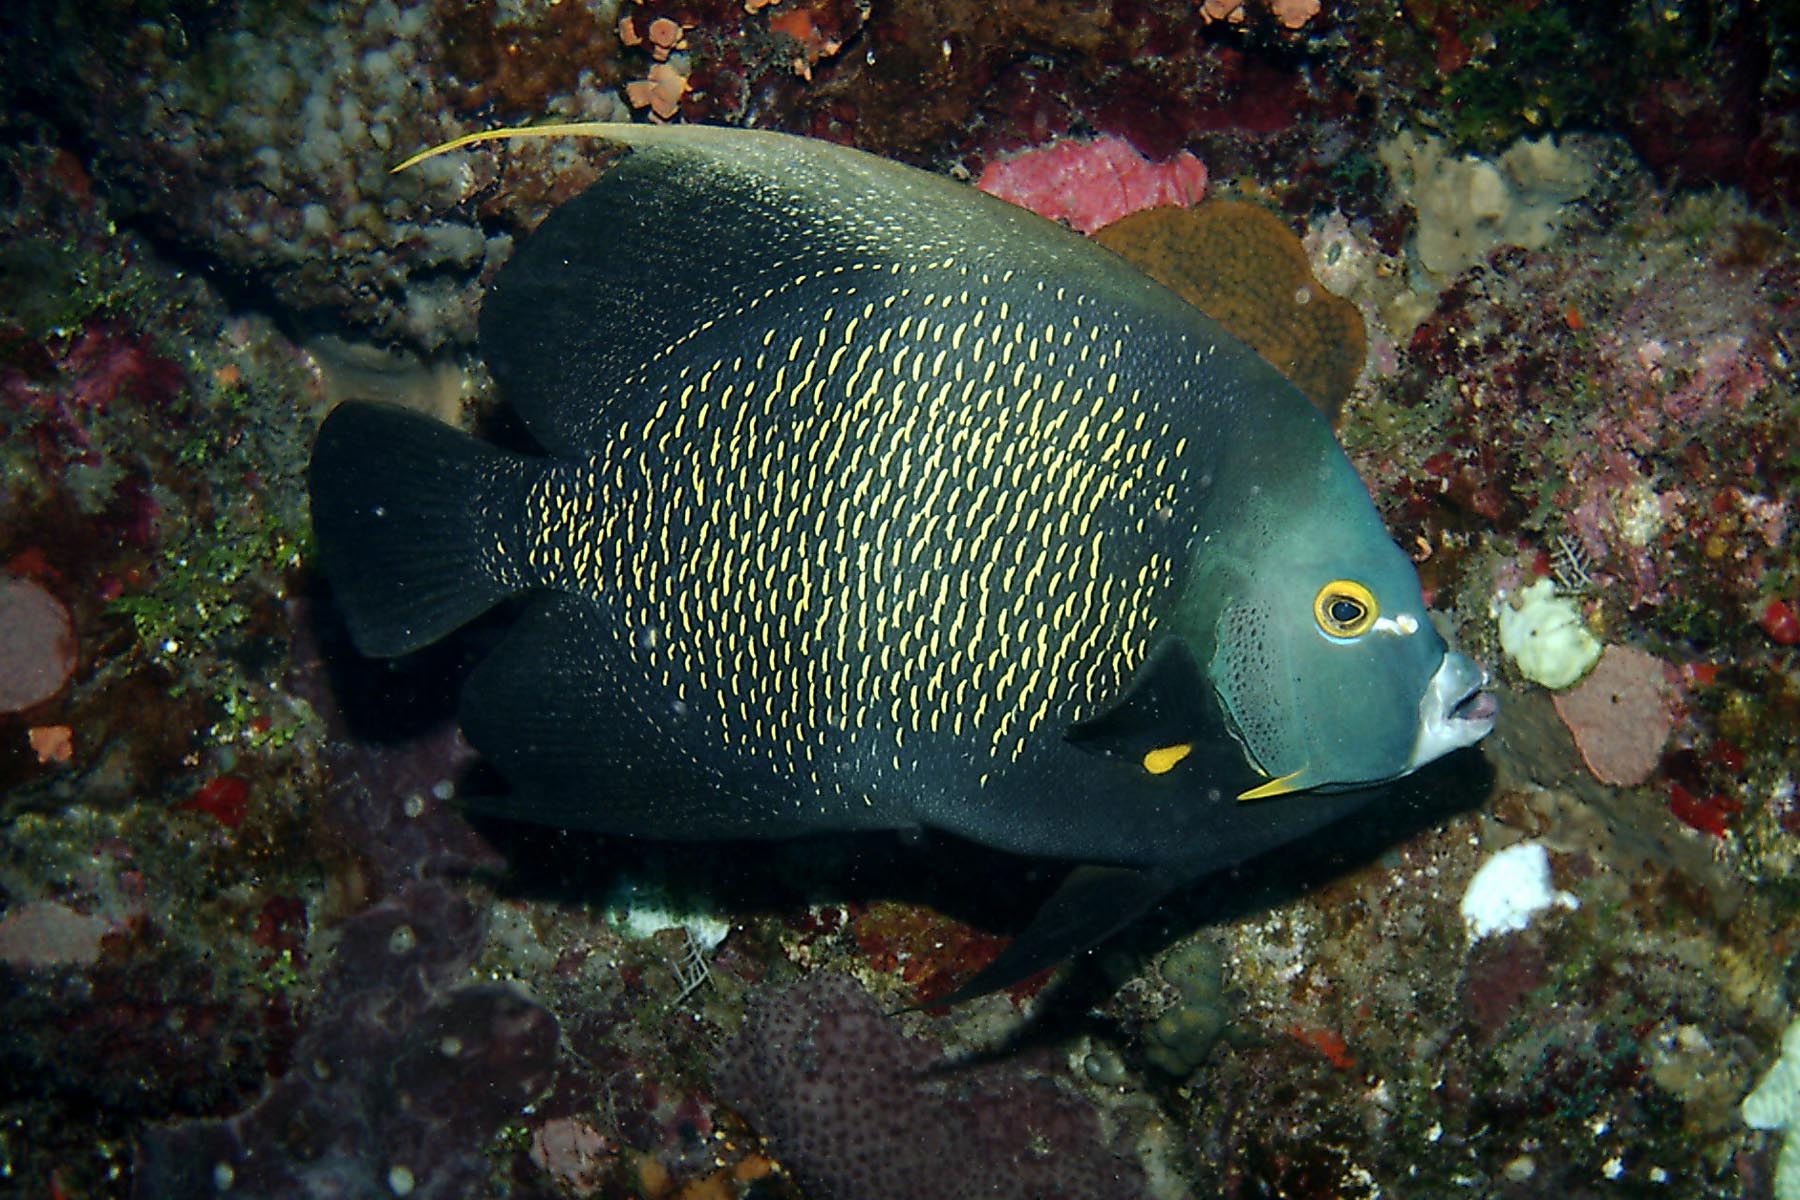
[{"x1": 1314, "y1": 580, "x2": 1378, "y2": 639}]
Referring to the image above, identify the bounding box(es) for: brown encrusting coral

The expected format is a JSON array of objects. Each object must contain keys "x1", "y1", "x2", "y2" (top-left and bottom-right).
[{"x1": 1096, "y1": 198, "x2": 1367, "y2": 421}]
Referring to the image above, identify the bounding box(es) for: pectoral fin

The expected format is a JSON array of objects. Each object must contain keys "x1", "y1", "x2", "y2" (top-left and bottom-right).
[
  {"x1": 1065, "y1": 637, "x2": 1259, "y2": 792},
  {"x1": 917, "y1": 864, "x2": 1173, "y2": 1009}
]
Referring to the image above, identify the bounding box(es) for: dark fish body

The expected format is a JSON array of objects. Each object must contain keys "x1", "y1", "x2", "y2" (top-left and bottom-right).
[{"x1": 311, "y1": 126, "x2": 1494, "y2": 994}]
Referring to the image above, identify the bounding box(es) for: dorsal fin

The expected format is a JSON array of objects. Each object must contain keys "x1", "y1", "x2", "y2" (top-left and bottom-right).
[
  {"x1": 405, "y1": 123, "x2": 1232, "y2": 457},
  {"x1": 409, "y1": 124, "x2": 1110, "y2": 455}
]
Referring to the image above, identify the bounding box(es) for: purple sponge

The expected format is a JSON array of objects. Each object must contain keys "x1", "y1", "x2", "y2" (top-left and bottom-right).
[{"x1": 715, "y1": 973, "x2": 1151, "y2": 1200}]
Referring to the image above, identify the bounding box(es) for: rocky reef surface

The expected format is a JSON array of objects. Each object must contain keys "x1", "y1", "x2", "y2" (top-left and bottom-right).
[{"x1": 1, "y1": 1, "x2": 1797, "y2": 1196}]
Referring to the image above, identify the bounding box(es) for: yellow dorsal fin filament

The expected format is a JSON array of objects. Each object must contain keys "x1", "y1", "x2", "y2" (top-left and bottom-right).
[
  {"x1": 1141, "y1": 743, "x2": 1192, "y2": 775},
  {"x1": 1237, "y1": 767, "x2": 1309, "y2": 802},
  {"x1": 391, "y1": 121, "x2": 626, "y2": 174}
]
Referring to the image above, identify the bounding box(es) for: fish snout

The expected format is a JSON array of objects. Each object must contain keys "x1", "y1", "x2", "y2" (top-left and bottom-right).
[{"x1": 1408, "y1": 651, "x2": 1497, "y2": 771}]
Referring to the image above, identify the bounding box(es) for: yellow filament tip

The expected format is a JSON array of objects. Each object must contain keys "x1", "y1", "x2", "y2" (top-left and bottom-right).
[
  {"x1": 1237, "y1": 767, "x2": 1309, "y2": 802},
  {"x1": 390, "y1": 121, "x2": 629, "y2": 174}
]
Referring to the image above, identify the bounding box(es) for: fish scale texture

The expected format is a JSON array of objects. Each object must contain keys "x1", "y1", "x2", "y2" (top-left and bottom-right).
[{"x1": 714, "y1": 973, "x2": 1152, "y2": 1200}]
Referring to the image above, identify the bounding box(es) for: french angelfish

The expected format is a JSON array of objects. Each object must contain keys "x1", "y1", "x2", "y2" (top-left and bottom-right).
[{"x1": 309, "y1": 124, "x2": 1497, "y2": 1001}]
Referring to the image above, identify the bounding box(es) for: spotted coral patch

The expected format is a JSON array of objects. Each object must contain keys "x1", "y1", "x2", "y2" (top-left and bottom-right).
[{"x1": 1094, "y1": 199, "x2": 1365, "y2": 424}]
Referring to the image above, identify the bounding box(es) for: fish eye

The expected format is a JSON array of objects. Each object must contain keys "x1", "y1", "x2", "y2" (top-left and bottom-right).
[{"x1": 1314, "y1": 580, "x2": 1378, "y2": 639}]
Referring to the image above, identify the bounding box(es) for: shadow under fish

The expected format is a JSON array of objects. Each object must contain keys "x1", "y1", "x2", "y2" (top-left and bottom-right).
[{"x1": 309, "y1": 124, "x2": 1497, "y2": 1004}]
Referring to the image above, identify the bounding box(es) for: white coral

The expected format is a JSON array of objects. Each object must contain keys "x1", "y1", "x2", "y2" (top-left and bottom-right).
[
  {"x1": 1744, "y1": 1017, "x2": 1800, "y2": 1200},
  {"x1": 1379, "y1": 131, "x2": 1596, "y2": 285}
]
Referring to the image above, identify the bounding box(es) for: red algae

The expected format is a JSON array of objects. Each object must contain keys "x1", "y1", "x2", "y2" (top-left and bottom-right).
[
  {"x1": 1758, "y1": 598, "x2": 1800, "y2": 645},
  {"x1": 181, "y1": 774, "x2": 252, "y2": 829}
]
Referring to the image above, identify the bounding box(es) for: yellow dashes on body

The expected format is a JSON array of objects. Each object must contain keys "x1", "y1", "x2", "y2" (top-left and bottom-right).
[{"x1": 525, "y1": 254, "x2": 1191, "y2": 790}]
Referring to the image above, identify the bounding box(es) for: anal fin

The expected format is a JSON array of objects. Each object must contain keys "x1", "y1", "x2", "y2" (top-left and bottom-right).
[{"x1": 459, "y1": 593, "x2": 695, "y2": 835}]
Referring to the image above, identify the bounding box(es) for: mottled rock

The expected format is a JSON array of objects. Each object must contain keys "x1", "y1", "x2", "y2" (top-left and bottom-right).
[{"x1": 0, "y1": 575, "x2": 76, "y2": 714}]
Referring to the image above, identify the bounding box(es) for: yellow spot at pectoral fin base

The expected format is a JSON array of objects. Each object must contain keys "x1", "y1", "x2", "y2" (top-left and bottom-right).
[
  {"x1": 1141, "y1": 743, "x2": 1192, "y2": 775},
  {"x1": 1237, "y1": 767, "x2": 1309, "y2": 802}
]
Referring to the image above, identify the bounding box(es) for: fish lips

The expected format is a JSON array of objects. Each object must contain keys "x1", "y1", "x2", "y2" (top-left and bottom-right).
[{"x1": 1409, "y1": 650, "x2": 1498, "y2": 771}]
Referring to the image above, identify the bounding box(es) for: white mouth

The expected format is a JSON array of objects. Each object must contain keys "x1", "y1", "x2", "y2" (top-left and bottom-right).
[{"x1": 1408, "y1": 651, "x2": 1498, "y2": 772}]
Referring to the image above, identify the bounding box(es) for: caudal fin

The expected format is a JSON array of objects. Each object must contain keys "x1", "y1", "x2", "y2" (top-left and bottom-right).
[{"x1": 308, "y1": 401, "x2": 533, "y2": 657}]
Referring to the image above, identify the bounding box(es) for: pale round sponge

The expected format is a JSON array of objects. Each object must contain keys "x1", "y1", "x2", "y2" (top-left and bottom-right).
[
  {"x1": 0, "y1": 575, "x2": 76, "y2": 714},
  {"x1": 1496, "y1": 578, "x2": 1602, "y2": 690}
]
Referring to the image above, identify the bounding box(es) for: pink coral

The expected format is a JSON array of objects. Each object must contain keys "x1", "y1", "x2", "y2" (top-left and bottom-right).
[
  {"x1": 1551, "y1": 645, "x2": 1675, "y2": 787},
  {"x1": 1269, "y1": 0, "x2": 1322, "y2": 27},
  {"x1": 529, "y1": 1118, "x2": 611, "y2": 1192},
  {"x1": 1201, "y1": 0, "x2": 1319, "y2": 26},
  {"x1": 976, "y1": 136, "x2": 1207, "y2": 234},
  {"x1": 625, "y1": 62, "x2": 690, "y2": 121}
]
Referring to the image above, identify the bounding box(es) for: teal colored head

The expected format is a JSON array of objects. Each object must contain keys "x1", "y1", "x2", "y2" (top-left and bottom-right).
[{"x1": 1184, "y1": 446, "x2": 1495, "y2": 798}]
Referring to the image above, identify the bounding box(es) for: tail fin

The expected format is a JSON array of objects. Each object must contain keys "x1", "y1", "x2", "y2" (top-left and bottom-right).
[{"x1": 308, "y1": 402, "x2": 535, "y2": 657}]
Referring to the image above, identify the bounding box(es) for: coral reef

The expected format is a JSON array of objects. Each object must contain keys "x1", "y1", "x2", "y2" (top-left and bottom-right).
[
  {"x1": 1745, "y1": 1016, "x2": 1800, "y2": 1200},
  {"x1": 1094, "y1": 198, "x2": 1366, "y2": 420},
  {"x1": 0, "y1": 574, "x2": 76, "y2": 714},
  {"x1": 1551, "y1": 644, "x2": 1675, "y2": 787},
  {"x1": 133, "y1": 883, "x2": 559, "y2": 1200},
  {"x1": 0, "y1": 898, "x2": 114, "y2": 970},
  {"x1": 0, "y1": 0, "x2": 1796, "y2": 1196},
  {"x1": 1495, "y1": 578, "x2": 1602, "y2": 690},
  {"x1": 715, "y1": 972, "x2": 1154, "y2": 1200},
  {"x1": 1141, "y1": 937, "x2": 1232, "y2": 1077},
  {"x1": 12, "y1": 1, "x2": 635, "y2": 349},
  {"x1": 1381, "y1": 132, "x2": 1597, "y2": 291},
  {"x1": 1458, "y1": 840, "x2": 1578, "y2": 940}
]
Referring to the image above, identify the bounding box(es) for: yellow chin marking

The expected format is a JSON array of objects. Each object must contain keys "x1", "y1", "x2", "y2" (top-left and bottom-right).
[
  {"x1": 391, "y1": 121, "x2": 625, "y2": 174},
  {"x1": 1142, "y1": 743, "x2": 1193, "y2": 775},
  {"x1": 1237, "y1": 767, "x2": 1309, "y2": 801}
]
